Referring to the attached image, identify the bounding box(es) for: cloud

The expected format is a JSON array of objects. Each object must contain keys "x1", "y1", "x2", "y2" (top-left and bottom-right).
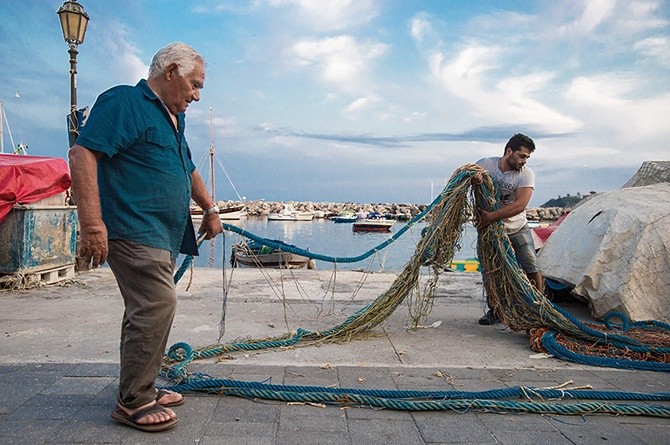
[
  {"x1": 292, "y1": 35, "x2": 388, "y2": 92},
  {"x1": 564, "y1": 74, "x2": 670, "y2": 151},
  {"x1": 192, "y1": 1, "x2": 262, "y2": 14},
  {"x1": 545, "y1": 0, "x2": 667, "y2": 43},
  {"x1": 410, "y1": 13, "x2": 436, "y2": 44},
  {"x1": 96, "y1": 22, "x2": 148, "y2": 84},
  {"x1": 428, "y1": 43, "x2": 582, "y2": 133},
  {"x1": 344, "y1": 95, "x2": 378, "y2": 115},
  {"x1": 267, "y1": 0, "x2": 379, "y2": 31},
  {"x1": 405, "y1": 1, "x2": 669, "y2": 173},
  {"x1": 555, "y1": 0, "x2": 616, "y2": 37},
  {"x1": 255, "y1": 124, "x2": 572, "y2": 150},
  {"x1": 616, "y1": 0, "x2": 668, "y2": 34},
  {"x1": 635, "y1": 36, "x2": 670, "y2": 68}
]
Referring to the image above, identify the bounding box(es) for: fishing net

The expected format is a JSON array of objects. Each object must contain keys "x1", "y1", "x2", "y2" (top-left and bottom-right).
[{"x1": 164, "y1": 164, "x2": 670, "y2": 379}]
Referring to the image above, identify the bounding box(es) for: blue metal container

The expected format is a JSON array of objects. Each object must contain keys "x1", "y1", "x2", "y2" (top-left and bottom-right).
[{"x1": 0, "y1": 205, "x2": 77, "y2": 274}]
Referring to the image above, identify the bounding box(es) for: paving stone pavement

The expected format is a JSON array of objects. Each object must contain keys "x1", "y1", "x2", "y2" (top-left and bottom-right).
[{"x1": 1, "y1": 268, "x2": 668, "y2": 444}]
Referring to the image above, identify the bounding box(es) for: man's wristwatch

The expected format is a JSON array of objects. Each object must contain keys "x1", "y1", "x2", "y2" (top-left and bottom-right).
[{"x1": 203, "y1": 205, "x2": 219, "y2": 216}]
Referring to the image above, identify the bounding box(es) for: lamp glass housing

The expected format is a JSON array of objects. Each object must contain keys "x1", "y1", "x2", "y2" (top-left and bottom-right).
[{"x1": 57, "y1": 1, "x2": 89, "y2": 45}]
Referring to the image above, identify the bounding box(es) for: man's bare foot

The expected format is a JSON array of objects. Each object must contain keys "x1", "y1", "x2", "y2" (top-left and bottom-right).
[
  {"x1": 118, "y1": 401, "x2": 176, "y2": 424},
  {"x1": 157, "y1": 389, "x2": 185, "y2": 407}
]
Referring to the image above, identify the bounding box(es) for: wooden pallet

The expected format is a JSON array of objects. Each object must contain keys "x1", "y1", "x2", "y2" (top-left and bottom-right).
[{"x1": 0, "y1": 263, "x2": 76, "y2": 287}]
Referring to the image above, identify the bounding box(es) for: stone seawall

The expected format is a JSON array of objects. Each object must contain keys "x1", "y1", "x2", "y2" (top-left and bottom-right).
[{"x1": 215, "y1": 200, "x2": 569, "y2": 222}]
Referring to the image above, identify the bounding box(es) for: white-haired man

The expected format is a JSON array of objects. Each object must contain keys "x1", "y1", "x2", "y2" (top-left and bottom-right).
[{"x1": 69, "y1": 42, "x2": 222, "y2": 432}]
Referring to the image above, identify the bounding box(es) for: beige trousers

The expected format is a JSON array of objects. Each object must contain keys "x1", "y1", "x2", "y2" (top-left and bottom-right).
[{"x1": 107, "y1": 239, "x2": 177, "y2": 409}]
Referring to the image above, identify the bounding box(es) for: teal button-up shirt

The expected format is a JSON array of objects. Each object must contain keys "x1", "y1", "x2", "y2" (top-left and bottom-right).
[{"x1": 76, "y1": 79, "x2": 198, "y2": 258}]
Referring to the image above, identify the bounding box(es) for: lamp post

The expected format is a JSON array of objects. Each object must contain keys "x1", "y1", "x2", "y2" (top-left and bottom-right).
[{"x1": 57, "y1": 0, "x2": 89, "y2": 147}]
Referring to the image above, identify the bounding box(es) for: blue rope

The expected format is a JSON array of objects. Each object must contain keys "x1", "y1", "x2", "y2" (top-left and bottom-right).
[
  {"x1": 165, "y1": 375, "x2": 670, "y2": 402},
  {"x1": 160, "y1": 341, "x2": 670, "y2": 417},
  {"x1": 173, "y1": 232, "x2": 207, "y2": 284}
]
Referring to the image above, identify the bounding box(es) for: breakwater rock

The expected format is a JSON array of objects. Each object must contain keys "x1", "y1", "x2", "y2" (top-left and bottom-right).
[{"x1": 216, "y1": 200, "x2": 568, "y2": 221}]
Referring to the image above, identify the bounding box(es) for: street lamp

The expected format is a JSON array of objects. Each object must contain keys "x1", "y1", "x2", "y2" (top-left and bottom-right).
[{"x1": 57, "y1": 0, "x2": 89, "y2": 147}]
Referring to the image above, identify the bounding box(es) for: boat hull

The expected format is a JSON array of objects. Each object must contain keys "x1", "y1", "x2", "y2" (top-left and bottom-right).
[
  {"x1": 352, "y1": 220, "x2": 394, "y2": 232},
  {"x1": 232, "y1": 249, "x2": 310, "y2": 269},
  {"x1": 267, "y1": 204, "x2": 314, "y2": 221},
  {"x1": 332, "y1": 215, "x2": 357, "y2": 223},
  {"x1": 267, "y1": 213, "x2": 313, "y2": 221},
  {"x1": 191, "y1": 206, "x2": 247, "y2": 221}
]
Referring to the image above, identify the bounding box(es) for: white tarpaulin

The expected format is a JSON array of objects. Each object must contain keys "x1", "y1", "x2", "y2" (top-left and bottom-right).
[
  {"x1": 622, "y1": 160, "x2": 670, "y2": 188},
  {"x1": 537, "y1": 182, "x2": 670, "y2": 322}
]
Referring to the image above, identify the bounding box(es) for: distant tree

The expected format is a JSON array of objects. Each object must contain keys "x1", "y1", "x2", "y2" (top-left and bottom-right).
[{"x1": 540, "y1": 192, "x2": 589, "y2": 208}]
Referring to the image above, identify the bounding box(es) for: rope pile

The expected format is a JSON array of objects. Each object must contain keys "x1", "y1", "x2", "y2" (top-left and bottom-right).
[{"x1": 162, "y1": 163, "x2": 670, "y2": 416}]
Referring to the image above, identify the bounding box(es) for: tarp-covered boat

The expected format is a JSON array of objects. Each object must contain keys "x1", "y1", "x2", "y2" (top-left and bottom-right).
[{"x1": 537, "y1": 180, "x2": 670, "y2": 322}]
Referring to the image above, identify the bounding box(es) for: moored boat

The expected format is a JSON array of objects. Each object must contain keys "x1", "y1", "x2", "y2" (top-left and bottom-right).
[
  {"x1": 231, "y1": 240, "x2": 312, "y2": 269},
  {"x1": 352, "y1": 212, "x2": 395, "y2": 233},
  {"x1": 331, "y1": 211, "x2": 357, "y2": 223},
  {"x1": 268, "y1": 204, "x2": 314, "y2": 221},
  {"x1": 191, "y1": 204, "x2": 247, "y2": 221}
]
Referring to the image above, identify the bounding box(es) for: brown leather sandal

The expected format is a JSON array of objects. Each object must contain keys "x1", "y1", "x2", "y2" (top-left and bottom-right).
[{"x1": 111, "y1": 403, "x2": 178, "y2": 432}]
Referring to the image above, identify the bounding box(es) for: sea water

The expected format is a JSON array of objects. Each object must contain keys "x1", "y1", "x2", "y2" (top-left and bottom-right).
[{"x1": 191, "y1": 218, "x2": 479, "y2": 272}]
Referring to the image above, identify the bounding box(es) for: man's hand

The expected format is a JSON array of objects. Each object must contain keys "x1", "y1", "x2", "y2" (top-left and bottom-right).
[
  {"x1": 79, "y1": 222, "x2": 109, "y2": 267},
  {"x1": 199, "y1": 213, "x2": 224, "y2": 240},
  {"x1": 474, "y1": 209, "x2": 494, "y2": 229},
  {"x1": 471, "y1": 171, "x2": 484, "y2": 185}
]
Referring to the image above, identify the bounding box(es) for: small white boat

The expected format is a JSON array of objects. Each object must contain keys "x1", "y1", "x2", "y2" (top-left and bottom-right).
[
  {"x1": 352, "y1": 212, "x2": 395, "y2": 233},
  {"x1": 331, "y1": 211, "x2": 357, "y2": 223},
  {"x1": 268, "y1": 204, "x2": 314, "y2": 221},
  {"x1": 191, "y1": 204, "x2": 247, "y2": 221}
]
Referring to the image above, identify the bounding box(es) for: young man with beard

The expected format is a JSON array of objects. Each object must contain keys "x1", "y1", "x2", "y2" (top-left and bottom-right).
[{"x1": 472, "y1": 133, "x2": 543, "y2": 325}]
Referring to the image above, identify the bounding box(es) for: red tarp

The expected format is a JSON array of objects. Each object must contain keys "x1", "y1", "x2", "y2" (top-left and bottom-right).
[
  {"x1": 0, "y1": 154, "x2": 71, "y2": 223},
  {"x1": 531, "y1": 211, "x2": 570, "y2": 250}
]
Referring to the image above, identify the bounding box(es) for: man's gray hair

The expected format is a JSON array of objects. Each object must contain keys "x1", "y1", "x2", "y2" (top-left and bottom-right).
[{"x1": 148, "y1": 42, "x2": 204, "y2": 79}]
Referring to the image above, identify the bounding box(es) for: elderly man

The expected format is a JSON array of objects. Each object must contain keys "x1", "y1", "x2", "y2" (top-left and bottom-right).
[
  {"x1": 472, "y1": 133, "x2": 543, "y2": 325},
  {"x1": 69, "y1": 42, "x2": 222, "y2": 432}
]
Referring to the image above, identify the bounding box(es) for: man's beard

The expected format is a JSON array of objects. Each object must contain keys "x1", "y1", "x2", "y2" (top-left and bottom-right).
[{"x1": 506, "y1": 158, "x2": 522, "y2": 171}]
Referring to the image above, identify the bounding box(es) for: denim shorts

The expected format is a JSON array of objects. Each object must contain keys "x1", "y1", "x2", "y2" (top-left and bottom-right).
[{"x1": 508, "y1": 224, "x2": 540, "y2": 274}]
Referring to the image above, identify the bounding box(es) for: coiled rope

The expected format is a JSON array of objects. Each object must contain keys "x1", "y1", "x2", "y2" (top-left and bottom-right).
[{"x1": 164, "y1": 164, "x2": 670, "y2": 417}]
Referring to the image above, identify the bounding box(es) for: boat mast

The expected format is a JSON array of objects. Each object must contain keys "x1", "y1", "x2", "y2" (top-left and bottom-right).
[
  {"x1": 209, "y1": 107, "x2": 215, "y2": 203},
  {"x1": 0, "y1": 101, "x2": 4, "y2": 154},
  {"x1": 0, "y1": 101, "x2": 17, "y2": 154}
]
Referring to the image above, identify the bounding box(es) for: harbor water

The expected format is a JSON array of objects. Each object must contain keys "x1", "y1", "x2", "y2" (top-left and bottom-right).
[{"x1": 191, "y1": 217, "x2": 479, "y2": 272}]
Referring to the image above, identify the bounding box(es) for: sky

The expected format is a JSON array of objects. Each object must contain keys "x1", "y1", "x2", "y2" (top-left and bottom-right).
[{"x1": 1, "y1": 0, "x2": 669, "y2": 207}]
